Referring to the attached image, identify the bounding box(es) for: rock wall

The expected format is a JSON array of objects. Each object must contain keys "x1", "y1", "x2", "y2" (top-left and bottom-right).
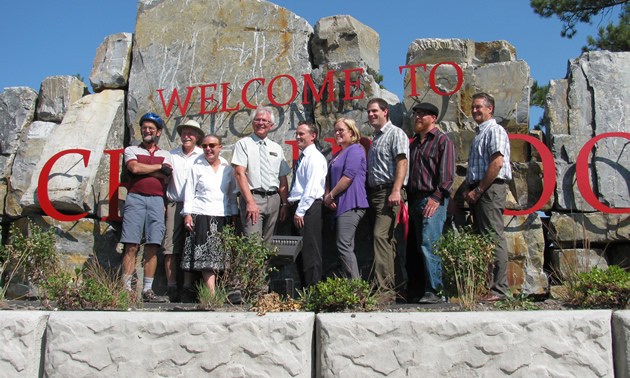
[
  {"x1": 318, "y1": 311, "x2": 613, "y2": 377},
  {"x1": 1, "y1": 0, "x2": 628, "y2": 298},
  {"x1": 2, "y1": 310, "x2": 626, "y2": 377},
  {"x1": 545, "y1": 51, "x2": 630, "y2": 276}
]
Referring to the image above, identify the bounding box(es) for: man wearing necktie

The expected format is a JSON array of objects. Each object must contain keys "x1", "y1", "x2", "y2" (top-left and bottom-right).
[
  {"x1": 232, "y1": 106, "x2": 291, "y2": 246},
  {"x1": 288, "y1": 121, "x2": 327, "y2": 288}
]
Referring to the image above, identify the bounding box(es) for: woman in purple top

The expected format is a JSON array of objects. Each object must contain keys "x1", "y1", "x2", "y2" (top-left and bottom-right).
[{"x1": 324, "y1": 117, "x2": 369, "y2": 279}]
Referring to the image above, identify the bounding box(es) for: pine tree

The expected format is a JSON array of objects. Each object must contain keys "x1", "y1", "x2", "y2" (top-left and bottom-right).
[{"x1": 531, "y1": 0, "x2": 630, "y2": 51}]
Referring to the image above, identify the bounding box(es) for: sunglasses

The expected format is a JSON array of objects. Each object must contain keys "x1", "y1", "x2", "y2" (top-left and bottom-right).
[{"x1": 201, "y1": 143, "x2": 220, "y2": 149}]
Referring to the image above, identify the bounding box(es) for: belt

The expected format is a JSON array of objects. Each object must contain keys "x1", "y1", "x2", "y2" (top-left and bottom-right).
[
  {"x1": 468, "y1": 179, "x2": 505, "y2": 189},
  {"x1": 289, "y1": 198, "x2": 323, "y2": 206},
  {"x1": 251, "y1": 189, "x2": 278, "y2": 196},
  {"x1": 408, "y1": 191, "x2": 433, "y2": 200},
  {"x1": 368, "y1": 183, "x2": 393, "y2": 191}
]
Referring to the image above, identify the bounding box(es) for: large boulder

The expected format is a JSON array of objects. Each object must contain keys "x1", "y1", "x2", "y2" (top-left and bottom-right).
[
  {"x1": 546, "y1": 51, "x2": 630, "y2": 211},
  {"x1": 550, "y1": 212, "x2": 630, "y2": 246},
  {"x1": 584, "y1": 51, "x2": 630, "y2": 209},
  {"x1": 127, "y1": 0, "x2": 313, "y2": 158},
  {"x1": 5, "y1": 121, "x2": 59, "y2": 217},
  {"x1": 311, "y1": 15, "x2": 379, "y2": 77},
  {"x1": 18, "y1": 90, "x2": 125, "y2": 218},
  {"x1": 36, "y1": 76, "x2": 88, "y2": 122},
  {"x1": 0, "y1": 87, "x2": 38, "y2": 157},
  {"x1": 401, "y1": 39, "x2": 530, "y2": 139},
  {"x1": 310, "y1": 15, "x2": 400, "y2": 147},
  {"x1": 90, "y1": 33, "x2": 134, "y2": 92},
  {"x1": 0, "y1": 87, "x2": 38, "y2": 215},
  {"x1": 550, "y1": 248, "x2": 608, "y2": 277},
  {"x1": 504, "y1": 213, "x2": 547, "y2": 294}
]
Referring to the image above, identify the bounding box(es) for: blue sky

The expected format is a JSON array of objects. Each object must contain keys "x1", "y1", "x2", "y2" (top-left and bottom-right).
[{"x1": 0, "y1": 0, "x2": 619, "y2": 124}]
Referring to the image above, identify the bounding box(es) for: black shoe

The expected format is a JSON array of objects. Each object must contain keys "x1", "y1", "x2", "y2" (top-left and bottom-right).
[
  {"x1": 417, "y1": 292, "x2": 445, "y2": 304},
  {"x1": 142, "y1": 289, "x2": 170, "y2": 303},
  {"x1": 180, "y1": 288, "x2": 197, "y2": 303},
  {"x1": 227, "y1": 290, "x2": 242, "y2": 305},
  {"x1": 166, "y1": 286, "x2": 179, "y2": 302}
]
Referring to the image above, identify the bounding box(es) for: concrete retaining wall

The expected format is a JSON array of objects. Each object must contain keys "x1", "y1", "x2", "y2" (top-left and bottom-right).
[{"x1": 2, "y1": 310, "x2": 628, "y2": 377}]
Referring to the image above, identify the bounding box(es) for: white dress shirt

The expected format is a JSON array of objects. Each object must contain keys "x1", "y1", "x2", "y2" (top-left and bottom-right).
[
  {"x1": 182, "y1": 156, "x2": 238, "y2": 216},
  {"x1": 166, "y1": 146, "x2": 203, "y2": 202},
  {"x1": 288, "y1": 144, "x2": 327, "y2": 217}
]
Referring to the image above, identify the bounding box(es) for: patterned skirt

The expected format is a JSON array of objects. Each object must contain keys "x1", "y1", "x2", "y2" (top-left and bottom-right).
[{"x1": 181, "y1": 214, "x2": 229, "y2": 272}]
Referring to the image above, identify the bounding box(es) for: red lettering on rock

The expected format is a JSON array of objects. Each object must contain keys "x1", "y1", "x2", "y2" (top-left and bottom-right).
[
  {"x1": 302, "y1": 70, "x2": 336, "y2": 104},
  {"x1": 220, "y1": 82, "x2": 240, "y2": 112},
  {"x1": 199, "y1": 84, "x2": 218, "y2": 114},
  {"x1": 241, "y1": 78, "x2": 266, "y2": 109},
  {"x1": 576, "y1": 132, "x2": 630, "y2": 214},
  {"x1": 102, "y1": 149, "x2": 128, "y2": 221},
  {"x1": 342, "y1": 69, "x2": 364, "y2": 100},
  {"x1": 399, "y1": 64, "x2": 427, "y2": 97},
  {"x1": 268, "y1": 75, "x2": 298, "y2": 106},
  {"x1": 156, "y1": 87, "x2": 195, "y2": 118},
  {"x1": 38, "y1": 149, "x2": 90, "y2": 222},
  {"x1": 430, "y1": 62, "x2": 463, "y2": 96},
  {"x1": 504, "y1": 135, "x2": 556, "y2": 216}
]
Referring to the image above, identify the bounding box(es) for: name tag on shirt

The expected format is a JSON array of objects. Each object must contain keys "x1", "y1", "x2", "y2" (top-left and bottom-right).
[{"x1": 269, "y1": 152, "x2": 278, "y2": 157}]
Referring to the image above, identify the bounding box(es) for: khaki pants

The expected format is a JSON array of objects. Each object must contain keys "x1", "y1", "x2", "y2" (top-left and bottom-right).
[
  {"x1": 471, "y1": 181, "x2": 509, "y2": 296},
  {"x1": 368, "y1": 187, "x2": 407, "y2": 290},
  {"x1": 239, "y1": 192, "x2": 280, "y2": 247}
]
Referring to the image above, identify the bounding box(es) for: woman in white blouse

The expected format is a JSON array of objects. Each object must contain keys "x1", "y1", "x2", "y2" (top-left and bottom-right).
[{"x1": 181, "y1": 134, "x2": 238, "y2": 295}]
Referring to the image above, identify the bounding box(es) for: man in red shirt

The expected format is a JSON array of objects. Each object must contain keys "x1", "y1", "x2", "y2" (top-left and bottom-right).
[{"x1": 120, "y1": 112, "x2": 173, "y2": 302}]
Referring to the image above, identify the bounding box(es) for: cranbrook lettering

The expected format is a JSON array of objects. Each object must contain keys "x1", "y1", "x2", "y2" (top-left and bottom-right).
[{"x1": 37, "y1": 133, "x2": 630, "y2": 222}]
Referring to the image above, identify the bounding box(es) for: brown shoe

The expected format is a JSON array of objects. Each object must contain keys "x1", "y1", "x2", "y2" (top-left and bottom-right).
[
  {"x1": 478, "y1": 293, "x2": 505, "y2": 302},
  {"x1": 142, "y1": 289, "x2": 170, "y2": 303}
]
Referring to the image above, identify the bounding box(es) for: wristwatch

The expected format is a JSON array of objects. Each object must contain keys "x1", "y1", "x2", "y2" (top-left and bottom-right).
[{"x1": 474, "y1": 187, "x2": 483, "y2": 194}]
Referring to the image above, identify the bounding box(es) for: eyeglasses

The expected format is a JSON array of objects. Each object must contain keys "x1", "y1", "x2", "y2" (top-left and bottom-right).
[
  {"x1": 201, "y1": 143, "x2": 220, "y2": 149},
  {"x1": 413, "y1": 111, "x2": 429, "y2": 117},
  {"x1": 253, "y1": 118, "x2": 271, "y2": 124},
  {"x1": 334, "y1": 129, "x2": 347, "y2": 134}
]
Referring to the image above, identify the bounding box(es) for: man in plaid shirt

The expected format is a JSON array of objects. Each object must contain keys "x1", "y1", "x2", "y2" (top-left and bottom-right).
[
  {"x1": 366, "y1": 98, "x2": 409, "y2": 294},
  {"x1": 463, "y1": 92, "x2": 512, "y2": 302},
  {"x1": 407, "y1": 103, "x2": 455, "y2": 304}
]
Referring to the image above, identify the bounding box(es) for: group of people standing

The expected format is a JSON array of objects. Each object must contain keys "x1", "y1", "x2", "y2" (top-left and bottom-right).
[{"x1": 119, "y1": 92, "x2": 512, "y2": 305}]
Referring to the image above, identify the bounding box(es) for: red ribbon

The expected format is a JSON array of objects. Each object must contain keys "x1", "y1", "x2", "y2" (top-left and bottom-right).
[{"x1": 398, "y1": 202, "x2": 409, "y2": 242}]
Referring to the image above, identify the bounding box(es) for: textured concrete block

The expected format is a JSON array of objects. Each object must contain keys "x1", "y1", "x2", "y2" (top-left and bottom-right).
[
  {"x1": 317, "y1": 311, "x2": 613, "y2": 377},
  {"x1": 44, "y1": 312, "x2": 314, "y2": 376},
  {"x1": 0, "y1": 311, "x2": 49, "y2": 376},
  {"x1": 613, "y1": 311, "x2": 630, "y2": 378}
]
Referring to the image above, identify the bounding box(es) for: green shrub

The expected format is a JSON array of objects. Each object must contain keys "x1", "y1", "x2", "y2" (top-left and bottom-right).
[
  {"x1": 44, "y1": 261, "x2": 132, "y2": 310},
  {"x1": 433, "y1": 226, "x2": 496, "y2": 310},
  {"x1": 0, "y1": 221, "x2": 59, "y2": 300},
  {"x1": 494, "y1": 292, "x2": 540, "y2": 311},
  {"x1": 567, "y1": 265, "x2": 630, "y2": 309},
  {"x1": 218, "y1": 226, "x2": 277, "y2": 304},
  {"x1": 299, "y1": 277, "x2": 382, "y2": 313},
  {"x1": 196, "y1": 282, "x2": 227, "y2": 309}
]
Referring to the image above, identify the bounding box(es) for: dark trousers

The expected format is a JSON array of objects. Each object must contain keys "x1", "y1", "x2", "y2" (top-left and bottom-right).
[
  {"x1": 293, "y1": 200, "x2": 323, "y2": 288},
  {"x1": 471, "y1": 181, "x2": 509, "y2": 296}
]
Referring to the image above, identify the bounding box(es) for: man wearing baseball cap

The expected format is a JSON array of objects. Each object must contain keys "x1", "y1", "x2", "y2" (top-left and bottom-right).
[
  {"x1": 160, "y1": 119, "x2": 204, "y2": 302},
  {"x1": 407, "y1": 103, "x2": 455, "y2": 304},
  {"x1": 121, "y1": 112, "x2": 173, "y2": 302}
]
